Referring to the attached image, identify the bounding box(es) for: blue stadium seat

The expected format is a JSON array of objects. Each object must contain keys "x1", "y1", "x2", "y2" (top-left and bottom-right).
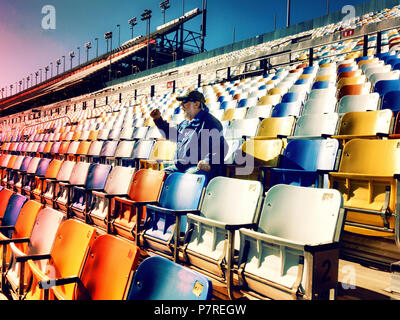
[
  {"x1": 127, "y1": 256, "x2": 213, "y2": 300},
  {"x1": 0, "y1": 194, "x2": 28, "y2": 238},
  {"x1": 267, "y1": 138, "x2": 339, "y2": 189},
  {"x1": 281, "y1": 92, "x2": 300, "y2": 103},
  {"x1": 141, "y1": 172, "x2": 207, "y2": 262},
  {"x1": 271, "y1": 102, "x2": 301, "y2": 118},
  {"x1": 69, "y1": 163, "x2": 112, "y2": 222},
  {"x1": 381, "y1": 90, "x2": 400, "y2": 115},
  {"x1": 374, "y1": 79, "x2": 400, "y2": 97}
]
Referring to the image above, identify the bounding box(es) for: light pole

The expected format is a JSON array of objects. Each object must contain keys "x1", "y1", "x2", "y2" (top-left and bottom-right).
[
  {"x1": 287, "y1": 0, "x2": 291, "y2": 27},
  {"x1": 27, "y1": 76, "x2": 30, "y2": 88},
  {"x1": 95, "y1": 38, "x2": 99, "y2": 57},
  {"x1": 50, "y1": 62, "x2": 53, "y2": 78},
  {"x1": 77, "y1": 46, "x2": 81, "y2": 65},
  {"x1": 56, "y1": 59, "x2": 61, "y2": 75},
  {"x1": 117, "y1": 24, "x2": 121, "y2": 47},
  {"x1": 69, "y1": 51, "x2": 75, "y2": 70},
  {"x1": 141, "y1": 9, "x2": 152, "y2": 70},
  {"x1": 10, "y1": 85, "x2": 13, "y2": 96},
  {"x1": 35, "y1": 72, "x2": 39, "y2": 85},
  {"x1": 160, "y1": 0, "x2": 170, "y2": 24},
  {"x1": 39, "y1": 68, "x2": 42, "y2": 82},
  {"x1": 128, "y1": 17, "x2": 137, "y2": 40},
  {"x1": 45, "y1": 66, "x2": 49, "y2": 81},
  {"x1": 85, "y1": 42, "x2": 92, "y2": 62},
  {"x1": 62, "y1": 55, "x2": 66, "y2": 73},
  {"x1": 104, "y1": 31, "x2": 113, "y2": 81}
]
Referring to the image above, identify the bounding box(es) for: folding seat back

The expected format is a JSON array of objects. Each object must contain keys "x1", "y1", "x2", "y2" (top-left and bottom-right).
[
  {"x1": 114, "y1": 141, "x2": 135, "y2": 159},
  {"x1": 55, "y1": 162, "x2": 91, "y2": 213},
  {"x1": 237, "y1": 138, "x2": 283, "y2": 170},
  {"x1": 141, "y1": 140, "x2": 176, "y2": 170},
  {"x1": 238, "y1": 184, "x2": 344, "y2": 300},
  {"x1": 88, "y1": 166, "x2": 135, "y2": 230},
  {"x1": 333, "y1": 110, "x2": 393, "y2": 145},
  {"x1": 255, "y1": 116, "x2": 295, "y2": 139},
  {"x1": 184, "y1": 177, "x2": 263, "y2": 297},
  {"x1": 1, "y1": 194, "x2": 28, "y2": 238},
  {"x1": 86, "y1": 140, "x2": 103, "y2": 158},
  {"x1": 50, "y1": 234, "x2": 140, "y2": 300},
  {"x1": 58, "y1": 141, "x2": 71, "y2": 155},
  {"x1": 338, "y1": 83, "x2": 370, "y2": 100},
  {"x1": 112, "y1": 169, "x2": 166, "y2": 240},
  {"x1": 337, "y1": 93, "x2": 380, "y2": 114},
  {"x1": 269, "y1": 138, "x2": 339, "y2": 188},
  {"x1": 0, "y1": 188, "x2": 14, "y2": 219},
  {"x1": 224, "y1": 118, "x2": 260, "y2": 140},
  {"x1": 292, "y1": 113, "x2": 338, "y2": 139},
  {"x1": 142, "y1": 173, "x2": 207, "y2": 259},
  {"x1": 382, "y1": 90, "x2": 400, "y2": 115},
  {"x1": 99, "y1": 140, "x2": 118, "y2": 158},
  {"x1": 128, "y1": 256, "x2": 212, "y2": 300},
  {"x1": 26, "y1": 219, "x2": 96, "y2": 300},
  {"x1": 302, "y1": 96, "x2": 337, "y2": 115},
  {"x1": 374, "y1": 79, "x2": 400, "y2": 97},
  {"x1": 329, "y1": 139, "x2": 400, "y2": 239},
  {"x1": 70, "y1": 164, "x2": 112, "y2": 220},
  {"x1": 6, "y1": 208, "x2": 64, "y2": 299}
]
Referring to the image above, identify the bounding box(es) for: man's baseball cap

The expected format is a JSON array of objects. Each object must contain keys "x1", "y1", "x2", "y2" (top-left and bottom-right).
[{"x1": 176, "y1": 90, "x2": 206, "y2": 104}]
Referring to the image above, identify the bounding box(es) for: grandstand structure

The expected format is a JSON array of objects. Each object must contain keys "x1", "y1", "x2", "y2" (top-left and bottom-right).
[{"x1": 2, "y1": 0, "x2": 400, "y2": 301}]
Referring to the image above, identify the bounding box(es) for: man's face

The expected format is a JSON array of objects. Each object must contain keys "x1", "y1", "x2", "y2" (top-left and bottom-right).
[{"x1": 181, "y1": 100, "x2": 201, "y2": 120}]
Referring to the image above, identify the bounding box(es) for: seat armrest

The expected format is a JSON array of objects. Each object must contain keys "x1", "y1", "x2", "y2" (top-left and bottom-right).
[
  {"x1": 146, "y1": 204, "x2": 201, "y2": 216},
  {"x1": 39, "y1": 276, "x2": 80, "y2": 289},
  {"x1": 0, "y1": 237, "x2": 29, "y2": 245},
  {"x1": 16, "y1": 253, "x2": 51, "y2": 263},
  {"x1": 304, "y1": 242, "x2": 339, "y2": 253}
]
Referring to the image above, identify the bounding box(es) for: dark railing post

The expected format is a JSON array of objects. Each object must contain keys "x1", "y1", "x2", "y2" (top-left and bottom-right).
[
  {"x1": 377, "y1": 31, "x2": 382, "y2": 55},
  {"x1": 309, "y1": 47, "x2": 314, "y2": 66},
  {"x1": 363, "y1": 34, "x2": 368, "y2": 57}
]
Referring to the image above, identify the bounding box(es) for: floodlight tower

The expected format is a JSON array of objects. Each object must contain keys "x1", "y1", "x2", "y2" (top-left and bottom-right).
[
  {"x1": 128, "y1": 17, "x2": 137, "y2": 39},
  {"x1": 141, "y1": 9, "x2": 152, "y2": 70}
]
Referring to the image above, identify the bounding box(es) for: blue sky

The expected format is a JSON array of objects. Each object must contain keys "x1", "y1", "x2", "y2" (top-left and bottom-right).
[{"x1": 0, "y1": 0, "x2": 374, "y2": 92}]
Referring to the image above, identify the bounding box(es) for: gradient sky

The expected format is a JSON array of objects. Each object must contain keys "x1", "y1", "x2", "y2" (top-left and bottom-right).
[{"x1": 0, "y1": 0, "x2": 374, "y2": 93}]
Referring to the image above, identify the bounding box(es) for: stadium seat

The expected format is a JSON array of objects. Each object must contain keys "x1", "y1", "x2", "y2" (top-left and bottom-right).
[
  {"x1": 22, "y1": 219, "x2": 96, "y2": 300},
  {"x1": 87, "y1": 166, "x2": 135, "y2": 232},
  {"x1": 331, "y1": 110, "x2": 393, "y2": 146},
  {"x1": 182, "y1": 176, "x2": 263, "y2": 298},
  {"x1": 329, "y1": 139, "x2": 400, "y2": 239},
  {"x1": 69, "y1": 163, "x2": 112, "y2": 222},
  {"x1": 23, "y1": 158, "x2": 51, "y2": 199},
  {"x1": 0, "y1": 200, "x2": 43, "y2": 291},
  {"x1": 337, "y1": 93, "x2": 380, "y2": 114},
  {"x1": 139, "y1": 140, "x2": 176, "y2": 171},
  {"x1": 3, "y1": 207, "x2": 64, "y2": 300},
  {"x1": 38, "y1": 234, "x2": 140, "y2": 300},
  {"x1": 266, "y1": 138, "x2": 339, "y2": 189},
  {"x1": 253, "y1": 116, "x2": 295, "y2": 139},
  {"x1": 374, "y1": 79, "x2": 400, "y2": 97},
  {"x1": 31, "y1": 159, "x2": 63, "y2": 203},
  {"x1": 127, "y1": 256, "x2": 212, "y2": 300},
  {"x1": 0, "y1": 193, "x2": 28, "y2": 239},
  {"x1": 0, "y1": 188, "x2": 14, "y2": 220},
  {"x1": 42, "y1": 160, "x2": 75, "y2": 208},
  {"x1": 54, "y1": 161, "x2": 90, "y2": 214},
  {"x1": 291, "y1": 113, "x2": 339, "y2": 139},
  {"x1": 140, "y1": 172, "x2": 207, "y2": 262},
  {"x1": 237, "y1": 184, "x2": 345, "y2": 300},
  {"x1": 112, "y1": 169, "x2": 166, "y2": 241}
]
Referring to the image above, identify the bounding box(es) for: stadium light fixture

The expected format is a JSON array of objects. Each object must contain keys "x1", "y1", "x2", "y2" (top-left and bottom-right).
[
  {"x1": 141, "y1": 9, "x2": 152, "y2": 70},
  {"x1": 117, "y1": 24, "x2": 121, "y2": 47},
  {"x1": 10, "y1": 84, "x2": 13, "y2": 95},
  {"x1": 62, "y1": 56, "x2": 66, "y2": 73},
  {"x1": 50, "y1": 62, "x2": 53, "y2": 78},
  {"x1": 85, "y1": 42, "x2": 92, "y2": 62},
  {"x1": 95, "y1": 38, "x2": 99, "y2": 57},
  {"x1": 160, "y1": 0, "x2": 170, "y2": 24},
  {"x1": 104, "y1": 31, "x2": 113, "y2": 81},
  {"x1": 27, "y1": 76, "x2": 30, "y2": 88},
  {"x1": 35, "y1": 71, "x2": 39, "y2": 85},
  {"x1": 77, "y1": 46, "x2": 81, "y2": 65},
  {"x1": 56, "y1": 59, "x2": 61, "y2": 75},
  {"x1": 69, "y1": 51, "x2": 75, "y2": 70},
  {"x1": 44, "y1": 66, "x2": 49, "y2": 81},
  {"x1": 128, "y1": 17, "x2": 137, "y2": 39}
]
